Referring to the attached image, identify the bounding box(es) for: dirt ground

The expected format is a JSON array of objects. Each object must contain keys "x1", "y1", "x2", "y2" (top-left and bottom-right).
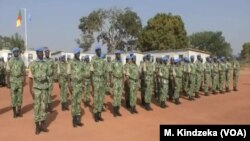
[{"x1": 1, "y1": 68, "x2": 250, "y2": 141}]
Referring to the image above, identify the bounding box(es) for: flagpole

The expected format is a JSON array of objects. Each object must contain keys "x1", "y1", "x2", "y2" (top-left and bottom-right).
[{"x1": 23, "y1": 8, "x2": 28, "y2": 52}]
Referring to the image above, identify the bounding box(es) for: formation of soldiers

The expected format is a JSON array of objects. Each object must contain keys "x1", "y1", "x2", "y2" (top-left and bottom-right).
[{"x1": 1, "y1": 46, "x2": 241, "y2": 135}]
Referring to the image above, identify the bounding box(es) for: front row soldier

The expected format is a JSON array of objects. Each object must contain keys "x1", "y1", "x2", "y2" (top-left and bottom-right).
[
  {"x1": 204, "y1": 57, "x2": 211, "y2": 96},
  {"x1": 29, "y1": 47, "x2": 49, "y2": 134},
  {"x1": 6, "y1": 47, "x2": 26, "y2": 118},
  {"x1": 173, "y1": 58, "x2": 182, "y2": 104},
  {"x1": 91, "y1": 46, "x2": 106, "y2": 122},
  {"x1": 188, "y1": 56, "x2": 196, "y2": 100},
  {"x1": 124, "y1": 55, "x2": 131, "y2": 109},
  {"x1": 57, "y1": 55, "x2": 69, "y2": 111},
  {"x1": 67, "y1": 47, "x2": 84, "y2": 127},
  {"x1": 127, "y1": 55, "x2": 140, "y2": 113},
  {"x1": 233, "y1": 57, "x2": 240, "y2": 91},
  {"x1": 225, "y1": 57, "x2": 232, "y2": 92},
  {"x1": 0, "y1": 57, "x2": 6, "y2": 86},
  {"x1": 211, "y1": 57, "x2": 219, "y2": 94},
  {"x1": 110, "y1": 50, "x2": 123, "y2": 117}
]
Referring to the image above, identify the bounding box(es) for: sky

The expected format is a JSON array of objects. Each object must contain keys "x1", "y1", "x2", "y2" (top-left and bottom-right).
[{"x1": 0, "y1": 0, "x2": 249, "y2": 55}]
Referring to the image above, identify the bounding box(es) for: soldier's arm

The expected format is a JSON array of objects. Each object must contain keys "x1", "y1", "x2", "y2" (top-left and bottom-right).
[
  {"x1": 67, "y1": 63, "x2": 72, "y2": 94},
  {"x1": 23, "y1": 62, "x2": 26, "y2": 86},
  {"x1": 5, "y1": 62, "x2": 10, "y2": 88},
  {"x1": 28, "y1": 69, "x2": 34, "y2": 99}
]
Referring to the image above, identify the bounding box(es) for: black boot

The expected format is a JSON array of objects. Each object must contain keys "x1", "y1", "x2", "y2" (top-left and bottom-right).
[
  {"x1": 17, "y1": 106, "x2": 22, "y2": 117},
  {"x1": 130, "y1": 106, "x2": 134, "y2": 114},
  {"x1": 195, "y1": 92, "x2": 200, "y2": 98},
  {"x1": 64, "y1": 102, "x2": 69, "y2": 110},
  {"x1": 73, "y1": 116, "x2": 77, "y2": 127},
  {"x1": 113, "y1": 107, "x2": 117, "y2": 117},
  {"x1": 61, "y1": 103, "x2": 65, "y2": 111},
  {"x1": 35, "y1": 122, "x2": 40, "y2": 135},
  {"x1": 233, "y1": 86, "x2": 238, "y2": 91},
  {"x1": 12, "y1": 107, "x2": 17, "y2": 118},
  {"x1": 47, "y1": 103, "x2": 53, "y2": 113},
  {"x1": 98, "y1": 112, "x2": 104, "y2": 121},
  {"x1": 160, "y1": 101, "x2": 167, "y2": 108},
  {"x1": 133, "y1": 106, "x2": 138, "y2": 114},
  {"x1": 117, "y1": 106, "x2": 122, "y2": 116},
  {"x1": 145, "y1": 103, "x2": 153, "y2": 111},
  {"x1": 174, "y1": 99, "x2": 181, "y2": 105},
  {"x1": 76, "y1": 116, "x2": 83, "y2": 127},
  {"x1": 94, "y1": 113, "x2": 99, "y2": 122},
  {"x1": 226, "y1": 87, "x2": 230, "y2": 92},
  {"x1": 126, "y1": 100, "x2": 130, "y2": 109},
  {"x1": 40, "y1": 120, "x2": 48, "y2": 132},
  {"x1": 220, "y1": 90, "x2": 224, "y2": 94},
  {"x1": 212, "y1": 90, "x2": 216, "y2": 94},
  {"x1": 188, "y1": 96, "x2": 193, "y2": 101},
  {"x1": 205, "y1": 92, "x2": 209, "y2": 96}
]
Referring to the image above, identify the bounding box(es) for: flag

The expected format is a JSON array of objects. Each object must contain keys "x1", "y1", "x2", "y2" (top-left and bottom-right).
[{"x1": 16, "y1": 10, "x2": 22, "y2": 28}]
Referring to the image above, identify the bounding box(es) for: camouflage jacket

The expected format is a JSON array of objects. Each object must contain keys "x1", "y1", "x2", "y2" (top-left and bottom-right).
[
  {"x1": 91, "y1": 57, "x2": 105, "y2": 81},
  {"x1": 111, "y1": 60, "x2": 123, "y2": 78},
  {"x1": 6, "y1": 57, "x2": 25, "y2": 84},
  {"x1": 44, "y1": 58, "x2": 55, "y2": 77}
]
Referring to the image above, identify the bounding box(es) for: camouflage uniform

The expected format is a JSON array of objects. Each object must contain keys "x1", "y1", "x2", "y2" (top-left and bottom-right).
[
  {"x1": 211, "y1": 60, "x2": 219, "y2": 94},
  {"x1": 105, "y1": 58, "x2": 112, "y2": 94},
  {"x1": 82, "y1": 61, "x2": 91, "y2": 104},
  {"x1": 218, "y1": 60, "x2": 226, "y2": 93},
  {"x1": 143, "y1": 59, "x2": 155, "y2": 110},
  {"x1": 29, "y1": 59, "x2": 49, "y2": 123},
  {"x1": 67, "y1": 58, "x2": 84, "y2": 117},
  {"x1": 58, "y1": 60, "x2": 68, "y2": 110},
  {"x1": 225, "y1": 60, "x2": 232, "y2": 92},
  {"x1": 173, "y1": 60, "x2": 183, "y2": 102},
  {"x1": 188, "y1": 61, "x2": 196, "y2": 100},
  {"x1": 194, "y1": 59, "x2": 202, "y2": 97},
  {"x1": 91, "y1": 56, "x2": 106, "y2": 120},
  {"x1": 44, "y1": 58, "x2": 55, "y2": 111},
  {"x1": 6, "y1": 57, "x2": 25, "y2": 117},
  {"x1": 158, "y1": 60, "x2": 169, "y2": 107},
  {"x1": 124, "y1": 60, "x2": 131, "y2": 108},
  {"x1": 233, "y1": 59, "x2": 240, "y2": 91},
  {"x1": 0, "y1": 59, "x2": 5, "y2": 86},
  {"x1": 183, "y1": 60, "x2": 191, "y2": 95},
  {"x1": 204, "y1": 59, "x2": 211, "y2": 95},
  {"x1": 127, "y1": 62, "x2": 140, "y2": 113}
]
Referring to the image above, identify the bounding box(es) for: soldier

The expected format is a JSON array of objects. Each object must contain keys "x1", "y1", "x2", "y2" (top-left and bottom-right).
[
  {"x1": 233, "y1": 57, "x2": 240, "y2": 91},
  {"x1": 124, "y1": 55, "x2": 131, "y2": 109},
  {"x1": 91, "y1": 46, "x2": 106, "y2": 122},
  {"x1": 82, "y1": 55, "x2": 91, "y2": 107},
  {"x1": 194, "y1": 55, "x2": 202, "y2": 98},
  {"x1": 29, "y1": 47, "x2": 49, "y2": 134},
  {"x1": 211, "y1": 57, "x2": 219, "y2": 94},
  {"x1": 139, "y1": 56, "x2": 146, "y2": 106},
  {"x1": 172, "y1": 58, "x2": 182, "y2": 104},
  {"x1": 106, "y1": 56, "x2": 112, "y2": 95},
  {"x1": 142, "y1": 54, "x2": 155, "y2": 111},
  {"x1": 154, "y1": 57, "x2": 160, "y2": 100},
  {"x1": 183, "y1": 57, "x2": 190, "y2": 96},
  {"x1": 188, "y1": 56, "x2": 196, "y2": 100},
  {"x1": 126, "y1": 55, "x2": 140, "y2": 114},
  {"x1": 6, "y1": 47, "x2": 26, "y2": 118},
  {"x1": 218, "y1": 58, "x2": 226, "y2": 94},
  {"x1": 110, "y1": 50, "x2": 123, "y2": 117},
  {"x1": 0, "y1": 57, "x2": 6, "y2": 86},
  {"x1": 204, "y1": 57, "x2": 211, "y2": 96},
  {"x1": 54, "y1": 57, "x2": 59, "y2": 82},
  {"x1": 225, "y1": 57, "x2": 232, "y2": 92},
  {"x1": 158, "y1": 56, "x2": 169, "y2": 108},
  {"x1": 168, "y1": 57, "x2": 175, "y2": 100},
  {"x1": 67, "y1": 47, "x2": 84, "y2": 127},
  {"x1": 44, "y1": 47, "x2": 54, "y2": 113},
  {"x1": 57, "y1": 55, "x2": 69, "y2": 111}
]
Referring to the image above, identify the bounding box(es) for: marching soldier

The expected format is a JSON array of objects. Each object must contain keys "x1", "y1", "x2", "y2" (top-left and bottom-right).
[
  {"x1": 183, "y1": 57, "x2": 190, "y2": 96},
  {"x1": 82, "y1": 55, "x2": 91, "y2": 107},
  {"x1": 106, "y1": 56, "x2": 112, "y2": 95},
  {"x1": 233, "y1": 57, "x2": 240, "y2": 91},
  {"x1": 44, "y1": 47, "x2": 55, "y2": 113},
  {"x1": 110, "y1": 50, "x2": 123, "y2": 117},
  {"x1": 57, "y1": 55, "x2": 69, "y2": 111},
  {"x1": 67, "y1": 47, "x2": 84, "y2": 127},
  {"x1": 204, "y1": 57, "x2": 211, "y2": 96},
  {"x1": 139, "y1": 56, "x2": 146, "y2": 106},
  {"x1": 173, "y1": 58, "x2": 182, "y2": 104},
  {"x1": 225, "y1": 57, "x2": 232, "y2": 92},
  {"x1": 124, "y1": 55, "x2": 131, "y2": 109},
  {"x1": 91, "y1": 46, "x2": 106, "y2": 122},
  {"x1": 29, "y1": 47, "x2": 49, "y2": 134},
  {"x1": 188, "y1": 56, "x2": 196, "y2": 100},
  {"x1": 218, "y1": 58, "x2": 226, "y2": 94},
  {"x1": 6, "y1": 47, "x2": 26, "y2": 118},
  {"x1": 194, "y1": 55, "x2": 202, "y2": 98},
  {"x1": 0, "y1": 57, "x2": 6, "y2": 86},
  {"x1": 211, "y1": 57, "x2": 219, "y2": 94}
]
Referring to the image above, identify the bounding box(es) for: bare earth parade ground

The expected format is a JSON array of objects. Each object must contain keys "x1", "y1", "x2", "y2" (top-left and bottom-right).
[{"x1": 0, "y1": 68, "x2": 250, "y2": 141}]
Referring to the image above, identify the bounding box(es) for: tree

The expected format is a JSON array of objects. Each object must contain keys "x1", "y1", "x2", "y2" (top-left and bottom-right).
[
  {"x1": 0, "y1": 33, "x2": 25, "y2": 52},
  {"x1": 240, "y1": 42, "x2": 250, "y2": 62},
  {"x1": 77, "y1": 7, "x2": 142, "y2": 53},
  {"x1": 138, "y1": 13, "x2": 188, "y2": 51},
  {"x1": 189, "y1": 31, "x2": 232, "y2": 57}
]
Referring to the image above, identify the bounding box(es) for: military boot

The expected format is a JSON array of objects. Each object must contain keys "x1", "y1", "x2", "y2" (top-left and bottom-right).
[
  {"x1": 226, "y1": 87, "x2": 230, "y2": 92},
  {"x1": 233, "y1": 86, "x2": 238, "y2": 91},
  {"x1": 76, "y1": 116, "x2": 83, "y2": 127},
  {"x1": 47, "y1": 103, "x2": 53, "y2": 113},
  {"x1": 205, "y1": 92, "x2": 209, "y2": 96},
  {"x1": 113, "y1": 107, "x2": 117, "y2": 117},
  {"x1": 17, "y1": 106, "x2": 22, "y2": 117},
  {"x1": 40, "y1": 120, "x2": 48, "y2": 132},
  {"x1": 72, "y1": 116, "x2": 77, "y2": 127},
  {"x1": 160, "y1": 101, "x2": 167, "y2": 108},
  {"x1": 94, "y1": 113, "x2": 99, "y2": 122},
  {"x1": 35, "y1": 122, "x2": 40, "y2": 135},
  {"x1": 98, "y1": 112, "x2": 104, "y2": 121},
  {"x1": 195, "y1": 92, "x2": 200, "y2": 98},
  {"x1": 174, "y1": 99, "x2": 181, "y2": 105},
  {"x1": 12, "y1": 107, "x2": 17, "y2": 118},
  {"x1": 117, "y1": 106, "x2": 122, "y2": 116}
]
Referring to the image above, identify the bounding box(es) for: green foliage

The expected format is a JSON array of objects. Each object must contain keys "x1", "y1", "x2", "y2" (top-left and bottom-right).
[
  {"x1": 240, "y1": 42, "x2": 250, "y2": 62},
  {"x1": 78, "y1": 7, "x2": 142, "y2": 53},
  {"x1": 0, "y1": 33, "x2": 25, "y2": 52},
  {"x1": 138, "y1": 13, "x2": 188, "y2": 51},
  {"x1": 189, "y1": 31, "x2": 232, "y2": 57}
]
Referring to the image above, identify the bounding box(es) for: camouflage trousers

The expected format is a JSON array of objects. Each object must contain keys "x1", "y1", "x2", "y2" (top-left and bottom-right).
[
  {"x1": 83, "y1": 79, "x2": 91, "y2": 102},
  {"x1": 93, "y1": 79, "x2": 105, "y2": 114},
  {"x1": 219, "y1": 72, "x2": 225, "y2": 91},
  {"x1": 212, "y1": 73, "x2": 219, "y2": 91},
  {"x1": 183, "y1": 73, "x2": 189, "y2": 94},
  {"x1": 59, "y1": 76, "x2": 68, "y2": 103},
  {"x1": 144, "y1": 76, "x2": 154, "y2": 104},
  {"x1": 188, "y1": 74, "x2": 196, "y2": 97},
  {"x1": 112, "y1": 78, "x2": 123, "y2": 107},
  {"x1": 195, "y1": 73, "x2": 202, "y2": 93},
  {"x1": 33, "y1": 88, "x2": 47, "y2": 122},
  {"x1": 71, "y1": 81, "x2": 83, "y2": 116},
  {"x1": 46, "y1": 77, "x2": 54, "y2": 104},
  {"x1": 173, "y1": 77, "x2": 181, "y2": 99},
  {"x1": 160, "y1": 79, "x2": 169, "y2": 102},
  {"x1": 225, "y1": 71, "x2": 231, "y2": 88},
  {"x1": 233, "y1": 72, "x2": 239, "y2": 88},
  {"x1": 204, "y1": 73, "x2": 211, "y2": 93},
  {"x1": 10, "y1": 83, "x2": 23, "y2": 107},
  {"x1": 129, "y1": 80, "x2": 138, "y2": 107}
]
